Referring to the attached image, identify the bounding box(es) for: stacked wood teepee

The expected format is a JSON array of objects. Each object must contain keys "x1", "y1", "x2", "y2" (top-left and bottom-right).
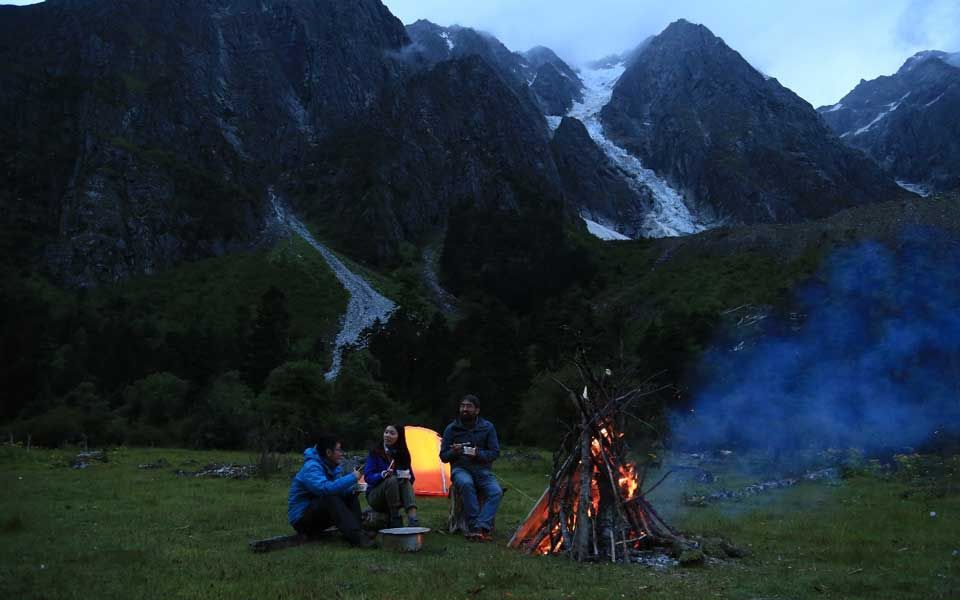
[{"x1": 508, "y1": 365, "x2": 684, "y2": 561}]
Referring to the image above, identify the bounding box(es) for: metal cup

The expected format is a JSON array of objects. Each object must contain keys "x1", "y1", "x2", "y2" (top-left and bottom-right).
[{"x1": 463, "y1": 446, "x2": 477, "y2": 456}]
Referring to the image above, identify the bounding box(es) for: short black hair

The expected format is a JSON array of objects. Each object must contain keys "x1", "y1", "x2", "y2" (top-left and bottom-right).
[
  {"x1": 311, "y1": 433, "x2": 341, "y2": 455},
  {"x1": 460, "y1": 394, "x2": 480, "y2": 408}
]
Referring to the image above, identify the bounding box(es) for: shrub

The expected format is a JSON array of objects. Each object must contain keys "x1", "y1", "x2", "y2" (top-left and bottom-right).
[
  {"x1": 253, "y1": 361, "x2": 332, "y2": 452},
  {"x1": 193, "y1": 372, "x2": 255, "y2": 449},
  {"x1": 122, "y1": 372, "x2": 190, "y2": 426}
]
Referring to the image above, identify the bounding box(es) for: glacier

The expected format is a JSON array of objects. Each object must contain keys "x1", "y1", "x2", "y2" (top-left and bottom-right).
[{"x1": 559, "y1": 63, "x2": 708, "y2": 239}]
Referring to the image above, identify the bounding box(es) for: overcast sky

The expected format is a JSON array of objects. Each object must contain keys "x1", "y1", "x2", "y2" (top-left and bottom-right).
[{"x1": 5, "y1": 0, "x2": 958, "y2": 107}]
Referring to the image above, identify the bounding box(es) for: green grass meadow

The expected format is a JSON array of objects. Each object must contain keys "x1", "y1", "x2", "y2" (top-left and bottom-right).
[{"x1": 1, "y1": 446, "x2": 957, "y2": 600}]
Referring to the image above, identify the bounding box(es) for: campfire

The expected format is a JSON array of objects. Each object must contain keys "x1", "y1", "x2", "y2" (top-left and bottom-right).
[{"x1": 508, "y1": 368, "x2": 686, "y2": 562}]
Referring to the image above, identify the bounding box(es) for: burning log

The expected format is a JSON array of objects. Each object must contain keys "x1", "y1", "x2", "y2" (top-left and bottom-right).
[{"x1": 508, "y1": 364, "x2": 693, "y2": 562}]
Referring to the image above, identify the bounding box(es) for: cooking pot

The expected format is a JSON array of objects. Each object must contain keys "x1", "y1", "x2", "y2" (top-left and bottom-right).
[{"x1": 379, "y1": 527, "x2": 430, "y2": 552}]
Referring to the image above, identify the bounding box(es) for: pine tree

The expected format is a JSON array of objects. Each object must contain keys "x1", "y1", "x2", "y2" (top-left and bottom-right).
[{"x1": 244, "y1": 286, "x2": 291, "y2": 391}]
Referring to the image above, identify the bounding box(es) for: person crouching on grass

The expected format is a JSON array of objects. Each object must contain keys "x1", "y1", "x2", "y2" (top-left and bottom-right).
[
  {"x1": 440, "y1": 394, "x2": 503, "y2": 541},
  {"x1": 287, "y1": 434, "x2": 376, "y2": 549},
  {"x1": 364, "y1": 424, "x2": 419, "y2": 528}
]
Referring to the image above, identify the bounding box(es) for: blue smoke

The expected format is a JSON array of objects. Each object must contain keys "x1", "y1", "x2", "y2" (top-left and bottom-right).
[{"x1": 671, "y1": 227, "x2": 960, "y2": 452}]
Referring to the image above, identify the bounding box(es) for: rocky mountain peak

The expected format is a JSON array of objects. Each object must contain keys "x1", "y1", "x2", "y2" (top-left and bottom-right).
[
  {"x1": 405, "y1": 19, "x2": 523, "y2": 80},
  {"x1": 899, "y1": 50, "x2": 960, "y2": 74},
  {"x1": 658, "y1": 18, "x2": 714, "y2": 42},
  {"x1": 404, "y1": 20, "x2": 583, "y2": 117},
  {"x1": 525, "y1": 46, "x2": 570, "y2": 72},
  {"x1": 633, "y1": 19, "x2": 765, "y2": 85}
]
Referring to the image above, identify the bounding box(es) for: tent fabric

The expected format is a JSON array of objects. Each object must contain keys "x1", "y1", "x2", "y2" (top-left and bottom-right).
[{"x1": 405, "y1": 425, "x2": 450, "y2": 496}]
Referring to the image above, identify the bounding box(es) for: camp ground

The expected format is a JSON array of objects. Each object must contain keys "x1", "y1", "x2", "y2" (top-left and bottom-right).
[{"x1": 4, "y1": 1, "x2": 960, "y2": 598}]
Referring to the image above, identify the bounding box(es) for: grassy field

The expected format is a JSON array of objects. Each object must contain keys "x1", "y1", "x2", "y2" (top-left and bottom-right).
[{"x1": 1, "y1": 446, "x2": 957, "y2": 600}]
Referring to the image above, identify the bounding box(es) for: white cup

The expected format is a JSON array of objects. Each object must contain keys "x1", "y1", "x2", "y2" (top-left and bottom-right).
[
  {"x1": 463, "y1": 446, "x2": 477, "y2": 456},
  {"x1": 355, "y1": 482, "x2": 368, "y2": 492},
  {"x1": 396, "y1": 469, "x2": 411, "y2": 479}
]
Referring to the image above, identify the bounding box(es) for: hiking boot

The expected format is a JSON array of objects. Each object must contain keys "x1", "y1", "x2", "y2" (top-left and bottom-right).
[
  {"x1": 353, "y1": 537, "x2": 379, "y2": 549},
  {"x1": 406, "y1": 515, "x2": 420, "y2": 527},
  {"x1": 465, "y1": 528, "x2": 486, "y2": 542}
]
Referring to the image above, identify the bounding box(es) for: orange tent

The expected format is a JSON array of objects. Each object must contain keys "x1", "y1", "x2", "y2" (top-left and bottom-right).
[{"x1": 405, "y1": 425, "x2": 450, "y2": 496}]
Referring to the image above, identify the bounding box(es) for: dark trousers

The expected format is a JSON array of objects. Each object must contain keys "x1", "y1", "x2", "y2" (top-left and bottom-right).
[
  {"x1": 366, "y1": 477, "x2": 417, "y2": 516},
  {"x1": 292, "y1": 493, "x2": 364, "y2": 546}
]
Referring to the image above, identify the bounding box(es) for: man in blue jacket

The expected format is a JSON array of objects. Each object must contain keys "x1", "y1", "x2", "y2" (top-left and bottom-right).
[
  {"x1": 288, "y1": 434, "x2": 374, "y2": 548},
  {"x1": 439, "y1": 394, "x2": 503, "y2": 540}
]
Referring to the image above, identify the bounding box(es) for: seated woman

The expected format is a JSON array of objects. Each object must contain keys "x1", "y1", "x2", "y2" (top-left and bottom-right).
[{"x1": 364, "y1": 424, "x2": 419, "y2": 528}]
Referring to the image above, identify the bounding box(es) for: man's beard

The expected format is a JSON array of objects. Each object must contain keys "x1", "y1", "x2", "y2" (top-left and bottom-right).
[{"x1": 460, "y1": 413, "x2": 477, "y2": 424}]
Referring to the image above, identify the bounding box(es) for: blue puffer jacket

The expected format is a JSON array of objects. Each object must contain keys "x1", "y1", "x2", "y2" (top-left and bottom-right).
[{"x1": 287, "y1": 447, "x2": 358, "y2": 524}]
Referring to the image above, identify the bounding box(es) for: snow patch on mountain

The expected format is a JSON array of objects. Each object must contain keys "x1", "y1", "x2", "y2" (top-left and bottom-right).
[
  {"x1": 568, "y1": 63, "x2": 708, "y2": 238},
  {"x1": 268, "y1": 189, "x2": 397, "y2": 381},
  {"x1": 925, "y1": 92, "x2": 945, "y2": 107},
  {"x1": 440, "y1": 31, "x2": 454, "y2": 51},
  {"x1": 896, "y1": 180, "x2": 931, "y2": 197},
  {"x1": 842, "y1": 92, "x2": 910, "y2": 137},
  {"x1": 582, "y1": 216, "x2": 630, "y2": 241},
  {"x1": 823, "y1": 102, "x2": 844, "y2": 113}
]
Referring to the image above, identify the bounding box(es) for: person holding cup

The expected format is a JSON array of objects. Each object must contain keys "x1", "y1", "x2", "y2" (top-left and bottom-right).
[
  {"x1": 364, "y1": 424, "x2": 418, "y2": 528},
  {"x1": 439, "y1": 394, "x2": 503, "y2": 541},
  {"x1": 287, "y1": 433, "x2": 375, "y2": 548}
]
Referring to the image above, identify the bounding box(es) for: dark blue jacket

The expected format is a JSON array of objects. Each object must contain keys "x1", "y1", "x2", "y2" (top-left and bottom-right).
[
  {"x1": 364, "y1": 446, "x2": 415, "y2": 493},
  {"x1": 439, "y1": 417, "x2": 500, "y2": 470},
  {"x1": 287, "y1": 447, "x2": 357, "y2": 524}
]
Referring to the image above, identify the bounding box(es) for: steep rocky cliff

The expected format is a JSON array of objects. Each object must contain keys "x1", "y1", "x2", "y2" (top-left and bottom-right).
[
  {"x1": 524, "y1": 46, "x2": 584, "y2": 115},
  {"x1": 0, "y1": 1, "x2": 571, "y2": 284},
  {"x1": 818, "y1": 51, "x2": 960, "y2": 194},
  {"x1": 0, "y1": 0, "x2": 411, "y2": 285},
  {"x1": 600, "y1": 19, "x2": 902, "y2": 225}
]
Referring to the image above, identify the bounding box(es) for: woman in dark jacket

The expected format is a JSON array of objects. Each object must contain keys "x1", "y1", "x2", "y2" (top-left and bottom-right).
[{"x1": 363, "y1": 424, "x2": 418, "y2": 527}]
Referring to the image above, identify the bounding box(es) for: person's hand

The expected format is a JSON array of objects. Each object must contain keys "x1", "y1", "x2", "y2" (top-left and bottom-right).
[
  {"x1": 380, "y1": 469, "x2": 394, "y2": 479},
  {"x1": 352, "y1": 465, "x2": 363, "y2": 481},
  {"x1": 451, "y1": 443, "x2": 463, "y2": 456}
]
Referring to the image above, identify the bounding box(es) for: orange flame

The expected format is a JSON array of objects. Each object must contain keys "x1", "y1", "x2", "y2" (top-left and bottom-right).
[{"x1": 618, "y1": 462, "x2": 639, "y2": 499}]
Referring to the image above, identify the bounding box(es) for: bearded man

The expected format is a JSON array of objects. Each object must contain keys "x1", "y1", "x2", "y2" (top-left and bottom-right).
[{"x1": 439, "y1": 394, "x2": 503, "y2": 540}]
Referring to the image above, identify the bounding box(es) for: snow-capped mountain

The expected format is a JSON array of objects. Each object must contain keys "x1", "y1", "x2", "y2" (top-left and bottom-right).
[
  {"x1": 818, "y1": 50, "x2": 960, "y2": 194},
  {"x1": 599, "y1": 19, "x2": 900, "y2": 225}
]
